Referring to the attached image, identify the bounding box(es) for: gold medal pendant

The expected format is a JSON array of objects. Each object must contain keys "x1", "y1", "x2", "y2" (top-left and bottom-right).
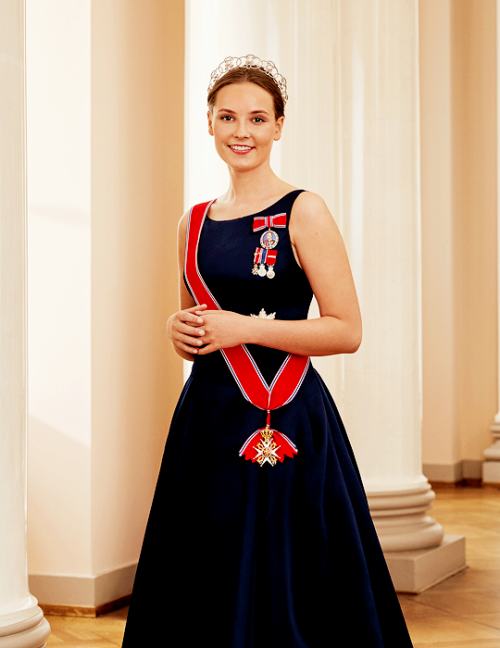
[
  {"x1": 254, "y1": 426, "x2": 279, "y2": 467},
  {"x1": 239, "y1": 412, "x2": 299, "y2": 467}
]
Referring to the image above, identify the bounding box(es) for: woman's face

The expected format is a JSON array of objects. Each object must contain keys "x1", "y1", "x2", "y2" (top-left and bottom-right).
[{"x1": 207, "y1": 81, "x2": 284, "y2": 172}]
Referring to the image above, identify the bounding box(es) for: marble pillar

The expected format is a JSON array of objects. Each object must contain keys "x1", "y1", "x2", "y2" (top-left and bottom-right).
[
  {"x1": 334, "y1": 0, "x2": 465, "y2": 591},
  {"x1": 330, "y1": 0, "x2": 444, "y2": 551},
  {"x1": 483, "y1": 0, "x2": 500, "y2": 485},
  {"x1": 335, "y1": 0, "x2": 466, "y2": 591},
  {"x1": 280, "y1": 0, "x2": 465, "y2": 591},
  {"x1": 0, "y1": 1, "x2": 50, "y2": 645}
]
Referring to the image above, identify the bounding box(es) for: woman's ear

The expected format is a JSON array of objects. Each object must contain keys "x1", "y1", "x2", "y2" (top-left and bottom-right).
[
  {"x1": 207, "y1": 111, "x2": 214, "y2": 136},
  {"x1": 274, "y1": 116, "x2": 285, "y2": 141}
]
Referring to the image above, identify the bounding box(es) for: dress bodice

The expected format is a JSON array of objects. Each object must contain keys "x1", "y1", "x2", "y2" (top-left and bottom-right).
[{"x1": 186, "y1": 189, "x2": 314, "y2": 384}]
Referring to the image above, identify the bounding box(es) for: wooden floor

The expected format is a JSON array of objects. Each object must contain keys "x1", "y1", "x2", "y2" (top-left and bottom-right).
[{"x1": 44, "y1": 484, "x2": 500, "y2": 647}]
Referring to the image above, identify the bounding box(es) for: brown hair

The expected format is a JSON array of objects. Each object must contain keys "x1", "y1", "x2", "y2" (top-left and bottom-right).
[{"x1": 207, "y1": 68, "x2": 285, "y2": 120}]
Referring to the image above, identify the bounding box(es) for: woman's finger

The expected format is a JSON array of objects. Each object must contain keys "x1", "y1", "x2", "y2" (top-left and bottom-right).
[
  {"x1": 174, "y1": 341, "x2": 199, "y2": 355},
  {"x1": 174, "y1": 332, "x2": 205, "y2": 347},
  {"x1": 185, "y1": 303, "x2": 207, "y2": 312},
  {"x1": 175, "y1": 322, "x2": 205, "y2": 336},
  {"x1": 180, "y1": 312, "x2": 204, "y2": 326},
  {"x1": 196, "y1": 342, "x2": 219, "y2": 355}
]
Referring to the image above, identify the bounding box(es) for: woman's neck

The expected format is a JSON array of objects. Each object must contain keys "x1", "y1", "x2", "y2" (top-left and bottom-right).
[{"x1": 222, "y1": 165, "x2": 293, "y2": 211}]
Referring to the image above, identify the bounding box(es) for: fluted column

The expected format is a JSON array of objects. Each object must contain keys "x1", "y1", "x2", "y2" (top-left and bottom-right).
[
  {"x1": 336, "y1": 0, "x2": 443, "y2": 552},
  {"x1": 279, "y1": 0, "x2": 465, "y2": 590},
  {"x1": 483, "y1": 0, "x2": 500, "y2": 485},
  {"x1": 282, "y1": 0, "x2": 443, "y2": 552},
  {"x1": 0, "y1": 1, "x2": 50, "y2": 645}
]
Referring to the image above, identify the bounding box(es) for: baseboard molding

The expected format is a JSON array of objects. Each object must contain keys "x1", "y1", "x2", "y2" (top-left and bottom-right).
[
  {"x1": 423, "y1": 460, "x2": 483, "y2": 485},
  {"x1": 29, "y1": 562, "x2": 137, "y2": 610},
  {"x1": 39, "y1": 594, "x2": 131, "y2": 618}
]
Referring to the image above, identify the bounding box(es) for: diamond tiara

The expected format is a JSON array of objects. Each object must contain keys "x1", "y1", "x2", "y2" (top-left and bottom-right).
[{"x1": 207, "y1": 55, "x2": 288, "y2": 104}]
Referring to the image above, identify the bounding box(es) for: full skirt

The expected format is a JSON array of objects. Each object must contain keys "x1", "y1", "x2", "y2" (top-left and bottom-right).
[{"x1": 122, "y1": 360, "x2": 413, "y2": 648}]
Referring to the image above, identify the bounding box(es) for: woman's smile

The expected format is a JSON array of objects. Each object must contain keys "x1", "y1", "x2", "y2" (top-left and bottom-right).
[{"x1": 229, "y1": 144, "x2": 254, "y2": 154}]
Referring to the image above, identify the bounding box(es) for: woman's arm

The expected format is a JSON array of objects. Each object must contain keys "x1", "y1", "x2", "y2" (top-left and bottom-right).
[
  {"x1": 166, "y1": 212, "x2": 207, "y2": 360},
  {"x1": 197, "y1": 192, "x2": 362, "y2": 357}
]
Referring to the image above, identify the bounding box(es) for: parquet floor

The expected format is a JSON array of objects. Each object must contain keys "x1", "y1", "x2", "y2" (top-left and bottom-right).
[
  {"x1": 43, "y1": 484, "x2": 500, "y2": 647},
  {"x1": 400, "y1": 484, "x2": 500, "y2": 648}
]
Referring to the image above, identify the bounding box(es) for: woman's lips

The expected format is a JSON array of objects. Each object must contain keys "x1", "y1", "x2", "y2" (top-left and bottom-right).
[{"x1": 229, "y1": 145, "x2": 253, "y2": 154}]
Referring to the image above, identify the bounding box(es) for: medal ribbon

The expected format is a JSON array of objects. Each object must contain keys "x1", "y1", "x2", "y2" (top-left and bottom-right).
[
  {"x1": 252, "y1": 213, "x2": 287, "y2": 233},
  {"x1": 265, "y1": 249, "x2": 277, "y2": 266},
  {"x1": 185, "y1": 201, "x2": 310, "y2": 413},
  {"x1": 253, "y1": 247, "x2": 264, "y2": 265}
]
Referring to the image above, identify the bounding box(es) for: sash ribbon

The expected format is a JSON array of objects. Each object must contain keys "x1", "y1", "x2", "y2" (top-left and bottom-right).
[{"x1": 185, "y1": 201, "x2": 310, "y2": 466}]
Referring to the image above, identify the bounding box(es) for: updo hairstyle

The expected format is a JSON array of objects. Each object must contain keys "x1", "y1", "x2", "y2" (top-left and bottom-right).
[{"x1": 207, "y1": 67, "x2": 285, "y2": 120}]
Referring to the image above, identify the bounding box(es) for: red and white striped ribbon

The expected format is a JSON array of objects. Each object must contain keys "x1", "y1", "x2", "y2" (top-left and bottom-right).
[{"x1": 252, "y1": 212, "x2": 287, "y2": 233}]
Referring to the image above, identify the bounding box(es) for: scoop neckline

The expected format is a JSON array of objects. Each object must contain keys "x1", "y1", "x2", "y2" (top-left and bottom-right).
[{"x1": 206, "y1": 189, "x2": 302, "y2": 222}]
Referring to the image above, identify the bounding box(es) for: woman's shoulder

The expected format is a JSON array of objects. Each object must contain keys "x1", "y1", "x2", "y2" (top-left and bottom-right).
[{"x1": 292, "y1": 191, "x2": 334, "y2": 227}]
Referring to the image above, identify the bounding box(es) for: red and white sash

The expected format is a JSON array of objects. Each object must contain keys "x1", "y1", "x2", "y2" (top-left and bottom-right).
[{"x1": 184, "y1": 201, "x2": 310, "y2": 466}]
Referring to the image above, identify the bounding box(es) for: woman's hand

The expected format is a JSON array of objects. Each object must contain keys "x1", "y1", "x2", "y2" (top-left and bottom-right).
[
  {"x1": 196, "y1": 310, "x2": 250, "y2": 355},
  {"x1": 167, "y1": 304, "x2": 208, "y2": 357}
]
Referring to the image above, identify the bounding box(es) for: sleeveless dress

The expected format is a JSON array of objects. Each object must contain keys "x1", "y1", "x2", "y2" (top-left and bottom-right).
[{"x1": 122, "y1": 190, "x2": 413, "y2": 648}]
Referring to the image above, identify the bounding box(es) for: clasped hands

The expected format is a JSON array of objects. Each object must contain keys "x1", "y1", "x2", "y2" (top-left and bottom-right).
[{"x1": 167, "y1": 304, "x2": 250, "y2": 356}]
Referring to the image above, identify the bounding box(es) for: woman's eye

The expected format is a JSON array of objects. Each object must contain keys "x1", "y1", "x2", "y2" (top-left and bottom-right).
[{"x1": 253, "y1": 117, "x2": 264, "y2": 123}]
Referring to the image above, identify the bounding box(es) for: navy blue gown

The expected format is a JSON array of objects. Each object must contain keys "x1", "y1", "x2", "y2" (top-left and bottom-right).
[{"x1": 122, "y1": 190, "x2": 413, "y2": 647}]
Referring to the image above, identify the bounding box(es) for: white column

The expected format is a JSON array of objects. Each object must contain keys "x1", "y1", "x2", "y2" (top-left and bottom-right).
[
  {"x1": 282, "y1": 0, "x2": 442, "y2": 548},
  {"x1": 280, "y1": 0, "x2": 465, "y2": 591},
  {"x1": 334, "y1": 0, "x2": 444, "y2": 552},
  {"x1": 483, "y1": 0, "x2": 500, "y2": 485},
  {"x1": 0, "y1": 1, "x2": 50, "y2": 645}
]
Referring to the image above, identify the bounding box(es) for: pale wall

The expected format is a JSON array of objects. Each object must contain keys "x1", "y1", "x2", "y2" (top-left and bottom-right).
[
  {"x1": 27, "y1": 0, "x2": 184, "y2": 606},
  {"x1": 451, "y1": 0, "x2": 497, "y2": 464},
  {"x1": 91, "y1": 0, "x2": 184, "y2": 575},
  {"x1": 420, "y1": 0, "x2": 498, "y2": 477}
]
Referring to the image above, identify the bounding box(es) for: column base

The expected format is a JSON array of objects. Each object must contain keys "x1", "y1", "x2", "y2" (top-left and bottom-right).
[
  {"x1": 0, "y1": 603, "x2": 51, "y2": 648},
  {"x1": 483, "y1": 423, "x2": 500, "y2": 483},
  {"x1": 384, "y1": 534, "x2": 466, "y2": 593},
  {"x1": 483, "y1": 460, "x2": 500, "y2": 484},
  {"x1": 367, "y1": 481, "x2": 444, "y2": 551}
]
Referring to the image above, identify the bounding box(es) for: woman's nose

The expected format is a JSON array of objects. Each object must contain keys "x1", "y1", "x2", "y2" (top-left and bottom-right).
[{"x1": 234, "y1": 121, "x2": 249, "y2": 138}]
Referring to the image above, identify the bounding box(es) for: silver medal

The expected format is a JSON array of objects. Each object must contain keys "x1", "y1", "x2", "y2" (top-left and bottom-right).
[
  {"x1": 260, "y1": 229, "x2": 279, "y2": 250},
  {"x1": 257, "y1": 264, "x2": 267, "y2": 277}
]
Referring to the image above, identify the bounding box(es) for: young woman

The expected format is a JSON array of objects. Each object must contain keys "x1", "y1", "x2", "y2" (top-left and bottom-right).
[{"x1": 122, "y1": 55, "x2": 413, "y2": 648}]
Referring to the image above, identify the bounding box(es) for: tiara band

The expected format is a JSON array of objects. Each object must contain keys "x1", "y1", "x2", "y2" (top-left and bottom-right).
[{"x1": 207, "y1": 55, "x2": 288, "y2": 104}]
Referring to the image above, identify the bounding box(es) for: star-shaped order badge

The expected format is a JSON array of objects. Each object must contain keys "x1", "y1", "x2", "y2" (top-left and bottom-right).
[{"x1": 239, "y1": 425, "x2": 298, "y2": 467}]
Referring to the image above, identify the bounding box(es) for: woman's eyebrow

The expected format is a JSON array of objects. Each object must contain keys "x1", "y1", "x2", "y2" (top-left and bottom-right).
[{"x1": 218, "y1": 108, "x2": 270, "y2": 115}]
